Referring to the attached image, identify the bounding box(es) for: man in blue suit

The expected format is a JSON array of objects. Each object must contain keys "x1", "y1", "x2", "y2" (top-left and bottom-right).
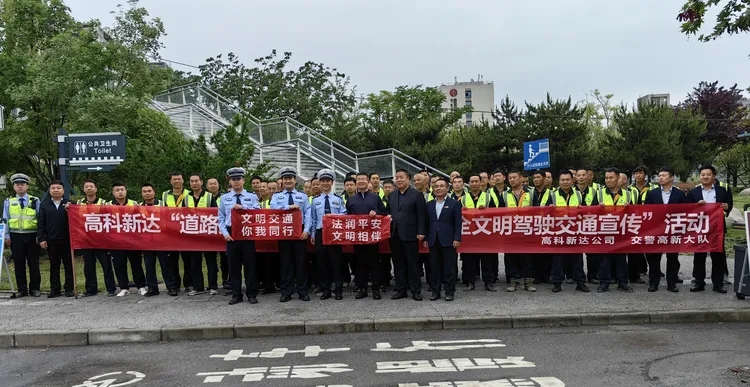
[
  {"x1": 687, "y1": 164, "x2": 732, "y2": 294},
  {"x1": 644, "y1": 167, "x2": 686, "y2": 292},
  {"x1": 423, "y1": 177, "x2": 462, "y2": 301}
]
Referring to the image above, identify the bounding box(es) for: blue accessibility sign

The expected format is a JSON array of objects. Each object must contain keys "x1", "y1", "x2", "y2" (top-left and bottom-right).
[{"x1": 523, "y1": 138, "x2": 550, "y2": 171}]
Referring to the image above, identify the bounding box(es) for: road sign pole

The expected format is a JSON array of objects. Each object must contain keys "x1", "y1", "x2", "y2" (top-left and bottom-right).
[{"x1": 57, "y1": 128, "x2": 71, "y2": 200}]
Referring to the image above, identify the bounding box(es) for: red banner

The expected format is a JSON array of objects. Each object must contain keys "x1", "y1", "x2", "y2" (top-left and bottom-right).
[
  {"x1": 68, "y1": 204, "x2": 724, "y2": 253},
  {"x1": 230, "y1": 209, "x2": 301, "y2": 241},
  {"x1": 322, "y1": 215, "x2": 391, "y2": 245}
]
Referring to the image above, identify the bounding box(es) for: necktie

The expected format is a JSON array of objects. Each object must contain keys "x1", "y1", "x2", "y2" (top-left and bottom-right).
[
  {"x1": 19, "y1": 198, "x2": 25, "y2": 209},
  {"x1": 287, "y1": 191, "x2": 294, "y2": 205},
  {"x1": 235, "y1": 194, "x2": 241, "y2": 205},
  {"x1": 324, "y1": 195, "x2": 331, "y2": 214}
]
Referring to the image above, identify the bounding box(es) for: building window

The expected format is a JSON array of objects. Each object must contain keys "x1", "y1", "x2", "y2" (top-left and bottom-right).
[
  {"x1": 451, "y1": 98, "x2": 458, "y2": 109},
  {"x1": 465, "y1": 89, "x2": 472, "y2": 99},
  {"x1": 465, "y1": 100, "x2": 472, "y2": 106},
  {"x1": 466, "y1": 120, "x2": 473, "y2": 127},
  {"x1": 466, "y1": 111, "x2": 473, "y2": 119}
]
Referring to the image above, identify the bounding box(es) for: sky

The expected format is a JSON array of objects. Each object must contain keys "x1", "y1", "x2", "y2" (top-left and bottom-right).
[{"x1": 65, "y1": 0, "x2": 750, "y2": 110}]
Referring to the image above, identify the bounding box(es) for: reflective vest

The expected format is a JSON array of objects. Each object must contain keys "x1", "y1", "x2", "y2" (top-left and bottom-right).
[
  {"x1": 259, "y1": 199, "x2": 270, "y2": 209},
  {"x1": 502, "y1": 189, "x2": 532, "y2": 208},
  {"x1": 6, "y1": 196, "x2": 39, "y2": 233},
  {"x1": 461, "y1": 192, "x2": 488, "y2": 208},
  {"x1": 488, "y1": 186, "x2": 507, "y2": 207},
  {"x1": 634, "y1": 184, "x2": 652, "y2": 204},
  {"x1": 591, "y1": 182, "x2": 602, "y2": 191},
  {"x1": 77, "y1": 197, "x2": 105, "y2": 205},
  {"x1": 139, "y1": 200, "x2": 162, "y2": 206},
  {"x1": 107, "y1": 199, "x2": 137, "y2": 206},
  {"x1": 532, "y1": 188, "x2": 551, "y2": 207},
  {"x1": 421, "y1": 190, "x2": 434, "y2": 202},
  {"x1": 597, "y1": 188, "x2": 631, "y2": 206},
  {"x1": 186, "y1": 192, "x2": 212, "y2": 208},
  {"x1": 215, "y1": 196, "x2": 221, "y2": 206},
  {"x1": 376, "y1": 187, "x2": 386, "y2": 201},
  {"x1": 162, "y1": 189, "x2": 190, "y2": 207},
  {"x1": 551, "y1": 189, "x2": 582, "y2": 207},
  {"x1": 575, "y1": 186, "x2": 596, "y2": 206},
  {"x1": 627, "y1": 186, "x2": 640, "y2": 204}
]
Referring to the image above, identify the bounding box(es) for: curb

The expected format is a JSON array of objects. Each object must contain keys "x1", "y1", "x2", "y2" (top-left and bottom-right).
[{"x1": 4, "y1": 308, "x2": 750, "y2": 348}]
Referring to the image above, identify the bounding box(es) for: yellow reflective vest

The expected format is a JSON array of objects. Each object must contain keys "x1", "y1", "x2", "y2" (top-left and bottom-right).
[
  {"x1": 185, "y1": 191, "x2": 213, "y2": 208},
  {"x1": 107, "y1": 199, "x2": 137, "y2": 206},
  {"x1": 162, "y1": 189, "x2": 190, "y2": 207},
  {"x1": 502, "y1": 189, "x2": 532, "y2": 207},
  {"x1": 550, "y1": 189, "x2": 582, "y2": 207},
  {"x1": 461, "y1": 192, "x2": 488, "y2": 208},
  {"x1": 6, "y1": 196, "x2": 39, "y2": 233},
  {"x1": 597, "y1": 188, "x2": 631, "y2": 206}
]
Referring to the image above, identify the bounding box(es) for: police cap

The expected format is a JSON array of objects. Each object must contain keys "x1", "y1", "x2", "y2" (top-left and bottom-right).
[
  {"x1": 278, "y1": 167, "x2": 297, "y2": 179},
  {"x1": 10, "y1": 173, "x2": 30, "y2": 185},
  {"x1": 317, "y1": 168, "x2": 335, "y2": 181},
  {"x1": 226, "y1": 167, "x2": 246, "y2": 179}
]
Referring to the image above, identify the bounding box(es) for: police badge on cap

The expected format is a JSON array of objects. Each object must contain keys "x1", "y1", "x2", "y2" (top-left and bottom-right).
[
  {"x1": 278, "y1": 167, "x2": 297, "y2": 179},
  {"x1": 10, "y1": 173, "x2": 30, "y2": 184},
  {"x1": 226, "y1": 167, "x2": 245, "y2": 179},
  {"x1": 317, "y1": 169, "x2": 335, "y2": 181}
]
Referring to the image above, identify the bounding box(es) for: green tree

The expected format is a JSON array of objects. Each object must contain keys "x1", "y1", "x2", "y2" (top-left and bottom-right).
[
  {"x1": 673, "y1": 107, "x2": 711, "y2": 181},
  {"x1": 678, "y1": 0, "x2": 750, "y2": 42}
]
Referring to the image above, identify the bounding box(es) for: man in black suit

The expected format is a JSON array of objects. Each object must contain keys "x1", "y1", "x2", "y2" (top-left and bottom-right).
[
  {"x1": 37, "y1": 180, "x2": 73, "y2": 298},
  {"x1": 423, "y1": 177, "x2": 462, "y2": 301},
  {"x1": 387, "y1": 168, "x2": 427, "y2": 301},
  {"x1": 644, "y1": 167, "x2": 686, "y2": 292},
  {"x1": 687, "y1": 164, "x2": 732, "y2": 293}
]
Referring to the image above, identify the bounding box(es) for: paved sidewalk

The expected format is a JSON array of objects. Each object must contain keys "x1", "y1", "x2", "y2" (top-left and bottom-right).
[{"x1": 0, "y1": 256, "x2": 746, "y2": 334}]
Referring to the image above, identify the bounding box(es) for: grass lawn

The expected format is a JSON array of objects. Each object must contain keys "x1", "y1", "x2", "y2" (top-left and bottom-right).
[{"x1": 726, "y1": 195, "x2": 750, "y2": 248}]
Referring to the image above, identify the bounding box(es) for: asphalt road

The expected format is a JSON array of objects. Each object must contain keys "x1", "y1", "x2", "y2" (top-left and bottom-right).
[{"x1": 2, "y1": 323, "x2": 750, "y2": 387}]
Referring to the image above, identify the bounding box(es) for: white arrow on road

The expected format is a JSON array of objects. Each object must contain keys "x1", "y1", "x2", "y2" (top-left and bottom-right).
[{"x1": 86, "y1": 166, "x2": 103, "y2": 171}]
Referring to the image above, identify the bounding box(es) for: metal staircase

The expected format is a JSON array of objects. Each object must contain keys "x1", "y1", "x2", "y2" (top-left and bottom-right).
[{"x1": 152, "y1": 83, "x2": 447, "y2": 181}]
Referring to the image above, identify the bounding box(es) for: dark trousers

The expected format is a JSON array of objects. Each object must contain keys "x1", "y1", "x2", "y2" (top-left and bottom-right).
[
  {"x1": 190, "y1": 251, "x2": 219, "y2": 291},
  {"x1": 551, "y1": 254, "x2": 585, "y2": 285},
  {"x1": 111, "y1": 250, "x2": 146, "y2": 290},
  {"x1": 354, "y1": 244, "x2": 380, "y2": 291},
  {"x1": 390, "y1": 234, "x2": 422, "y2": 294},
  {"x1": 143, "y1": 251, "x2": 176, "y2": 291},
  {"x1": 420, "y1": 252, "x2": 431, "y2": 281},
  {"x1": 532, "y1": 254, "x2": 552, "y2": 282},
  {"x1": 82, "y1": 249, "x2": 115, "y2": 294},
  {"x1": 341, "y1": 253, "x2": 354, "y2": 284},
  {"x1": 598, "y1": 254, "x2": 628, "y2": 288},
  {"x1": 315, "y1": 233, "x2": 343, "y2": 295},
  {"x1": 219, "y1": 251, "x2": 229, "y2": 284},
  {"x1": 429, "y1": 241, "x2": 458, "y2": 295},
  {"x1": 629, "y1": 253, "x2": 647, "y2": 280},
  {"x1": 693, "y1": 251, "x2": 726, "y2": 288},
  {"x1": 586, "y1": 253, "x2": 601, "y2": 281},
  {"x1": 647, "y1": 253, "x2": 679, "y2": 287},
  {"x1": 167, "y1": 251, "x2": 192, "y2": 289},
  {"x1": 228, "y1": 240, "x2": 258, "y2": 298},
  {"x1": 279, "y1": 240, "x2": 308, "y2": 297},
  {"x1": 9, "y1": 233, "x2": 40, "y2": 292},
  {"x1": 380, "y1": 253, "x2": 392, "y2": 285},
  {"x1": 504, "y1": 253, "x2": 533, "y2": 279},
  {"x1": 47, "y1": 240, "x2": 73, "y2": 293},
  {"x1": 307, "y1": 252, "x2": 319, "y2": 287},
  {"x1": 461, "y1": 254, "x2": 493, "y2": 285},
  {"x1": 257, "y1": 252, "x2": 280, "y2": 290},
  {"x1": 490, "y1": 254, "x2": 499, "y2": 282}
]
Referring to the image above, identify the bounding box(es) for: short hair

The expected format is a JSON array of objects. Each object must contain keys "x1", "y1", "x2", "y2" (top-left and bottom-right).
[
  {"x1": 141, "y1": 183, "x2": 154, "y2": 189},
  {"x1": 169, "y1": 171, "x2": 182, "y2": 178},
  {"x1": 344, "y1": 177, "x2": 356, "y2": 184},
  {"x1": 532, "y1": 169, "x2": 544, "y2": 177},
  {"x1": 112, "y1": 181, "x2": 126, "y2": 189},
  {"x1": 345, "y1": 172, "x2": 357, "y2": 178},
  {"x1": 558, "y1": 170, "x2": 573, "y2": 179},
  {"x1": 207, "y1": 177, "x2": 219, "y2": 183},
  {"x1": 395, "y1": 168, "x2": 411, "y2": 179},
  {"x1": 633, "y1": 165, "x2": 648, "y2": 174},
  {"x1": 368, "y1": 173, "x2": 380, "y2": 179},
  {"x1": 492, "y1": 170, "x2": 506, "y2": 176},
  {"x1": 452, "y1": 175, "x2": 464, "y2": 182},
  {"x1": 383, "y1": 179, "x2": 395, "y2": 186},
  {"x1": 356, "y1": 172, "x2": 369, "y2": 179},
  {"x1": 507, "y1": 169, "x2": 522, "y2": 176},
  {"x1": 658, "y1": 167, "x2": 674, "y2": 177},
  {"x1": 250, "y1": 175, "x2": 262, "y2": 183},
  {"x1": 605, "y1": 167, "x2": 620, "y2": 175},
  {"x1": 468, "y1": 173, "x2": 481, "y2": 181},
  {"x1": 586, "y1": 167, "x2": 595, "y2": 172},
  {"x1": 49, "y1": 180, "x2": 63, "y2": 187},
  {"x1": 479, "y1": 171, "x2": 489, "y2": 177},
  {"x1": 699, "y1": 165, "x2": 717, "y2": 176},
  {"x1": 83, "y1": 179, "x2": 97, "y2": 187},
  {"x1": 311, "y1": 176, "x2": 319, "y2": 182},
  {"x1": 434, "y1": 177, "x2": 450, "y2": 186},
  {"x1": 189, "y1": 173, "x2": 202, "y2": 180}
]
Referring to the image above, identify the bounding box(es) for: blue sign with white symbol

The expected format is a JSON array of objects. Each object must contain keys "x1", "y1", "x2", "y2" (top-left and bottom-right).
[{"x1": 523, "y1": 138, "x2": 550, "y2": 171}]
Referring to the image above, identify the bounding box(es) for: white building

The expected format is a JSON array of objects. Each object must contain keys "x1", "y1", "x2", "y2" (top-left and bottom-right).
[
  {"x1": 438, "y1": 78, "x2": 494, "y2": 127},
  {"x1": 637, "y1": 93, "x2": 670, "y2": 108}
]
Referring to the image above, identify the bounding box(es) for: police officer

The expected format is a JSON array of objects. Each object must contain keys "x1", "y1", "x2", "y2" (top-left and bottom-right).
[
  {"x1": 218, "y1": 167, "x2": 261, "y2": 305},
  {"x1": 271, "y1": 167, "x2": 313, "y2": 302},
  {"x1": 311, "y1": 169, "x2": 347, "y2": 300},
  {"x1": 3, "y1": 173, "x2": 41, "y2": 298}
]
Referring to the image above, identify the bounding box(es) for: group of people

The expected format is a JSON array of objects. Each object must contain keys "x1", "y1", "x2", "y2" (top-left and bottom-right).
[{"x1": 1, "y1": 162, "x2": 732, "y2": 304}]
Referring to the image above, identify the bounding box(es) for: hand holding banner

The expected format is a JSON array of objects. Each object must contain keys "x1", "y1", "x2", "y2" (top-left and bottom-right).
[
  {"x1": 230, "y1": 209, "x2": 302, "y2": 240},
  {"x1": 322, "y1": 215, "x2": 391, "y2": 245}
]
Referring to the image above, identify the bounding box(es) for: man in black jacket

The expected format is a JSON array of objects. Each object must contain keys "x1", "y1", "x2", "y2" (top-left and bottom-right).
[
  {"x1": 37, "y1": 180, "x2": 73, "y2": 298},
  {"x1": 687, "y1": 165, "x2": 732, "y2": 294},
  {"x1": 386, "y1": 168, "x2": 427, "y2": 301}
]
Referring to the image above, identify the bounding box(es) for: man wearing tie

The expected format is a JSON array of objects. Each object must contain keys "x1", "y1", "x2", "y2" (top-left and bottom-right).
[
  {"x1": 387, "y1": 168, "x2": 427, "y2": 301},
  {"x1": 644, "y1": 167, "x2": 685, "y2": 292},
  {"x1": 218, "y1": 167, "x2": 261, "y2": 305},
  {"x1": 271, "y1": 167, "x2": 313, "y2": 302},
  {"x1": 423, "y1": 177, "x2": 461, "y2": 301},
  {"x1": 688, "y1": 164, "x2": 732, "y2": 294},
  {"x1": 311, "y1": 169, "x2": 347, "y2": 300},
  {"x1": 3, "y1": 173, "x2": 41, "y2": 298}
]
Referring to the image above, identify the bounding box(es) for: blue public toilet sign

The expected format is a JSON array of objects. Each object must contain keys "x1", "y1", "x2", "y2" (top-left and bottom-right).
[
  {"x1": 66, "y1": 132, "x2": 126, "y2": 172},
  {"x1": 523, "y1": 138, "x2": 550, "y2": 171}
]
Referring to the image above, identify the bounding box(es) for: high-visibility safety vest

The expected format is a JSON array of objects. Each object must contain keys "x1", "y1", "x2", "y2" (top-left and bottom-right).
[
  {"x1": 461, "y1": 192, "x2": 488, "y2": 208},
  {"x1": 77, "y1": 197, "x2": 106, "y2": 205},
  {"x1": 633, "y1": 184, "x2": 652, "y2": 204},
  {"x1": 107, "y1": 199, "x2": 137, "y2": 206},
  {"x1": 139, "y1": 200, "x2": 162, "y2": 206},
  {"x1": 6, "y1": 196, "x2": 39, "y2": 233},
  {"x1": 186, "y1": 192, "x2": 213, "y2": 208},
  {"x1": 591, "y1": 182, "x2": 602, "y2": 191},
  {"x1": 597, "y1": 188, "x2": 631, "y2": 206},
  {"x1": 575, "y1": 186, "x2": 596, "y2": 206},
  {"x1": 162, "y1": 189, "x2": 190, "y2": 207},
  {"x1": 627, "y1": 186, "x2": 640, "y2": 204},
  {"x1": 550, "y1": 189, "x2": 582, "y2": 207},
  {"x1": 532, "y1": 188, "x2": 551, "y2": 207},
  {"x1": 259, "y1": 199, "x2": 270, "y2": 209},
  {"x1": 502, "y1": 189, "x2": 532, "y2": 208},
  {"x1": 215, "y1": 196, "x2": 221, "y2": 206}
]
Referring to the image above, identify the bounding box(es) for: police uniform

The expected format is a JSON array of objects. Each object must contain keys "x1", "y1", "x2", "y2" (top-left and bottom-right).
[
  {"x1": 218, "y1": 167, "x2": 261, "y2": 305},
  {"x1": 107, "y1": 197, "x2": 146, "y2": 295},
  {"x1": 3, "y1": 174, "x2": 41, "y2": 298},
  {"x1": 77, "y1": 194, "x2": 117, "y2": 296},
  {"x1": 139, "y1": 199, "x2": 177, "y2": 296},
  {"x1": 257, "y1": 195, "x2": 279, "y2": 294},
  {"x1": 311, "y1": 169, "x2": 347, "y2": 300},
  {"x1": 271, "y1": 167, "x2": 314, "y2": 302},
  {"x1": 548, "y1": 189, "x2": 589, "y2": 292},
  {"x1": 161, "y1": 187, "x2": 193, "y2": 291},
  {"x1": 596, "y1": 187, "x2": 633, "y2": 292}
]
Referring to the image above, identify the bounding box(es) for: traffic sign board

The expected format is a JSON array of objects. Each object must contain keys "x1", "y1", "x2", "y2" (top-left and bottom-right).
[
  {"x1": 67, "y1": 132, "x2": 126, "y2": 167},
  {"x1": 523, "y1": 138, "x2": 550, "y2": 171}
]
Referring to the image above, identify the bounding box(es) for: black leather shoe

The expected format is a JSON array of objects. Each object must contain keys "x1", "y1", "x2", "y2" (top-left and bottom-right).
[
  {"x1": 445, "y1": 294, "x2": 454, "y2": 301},
  {"x1": 596, "y1": 287, "x2": 608, "y2": 293},
  {"x1": 391, "y1": 292, "x2": 407, "y2": 300},
  {"x1": 485, "y1": 284, "x2": 497, "y2": 292},
  {"x1": 690, "y1": 285, "x2": 705, "y2": 292},
  {"x1": 47, "y1": 291, "x2": 62, "y2": 298},
  {"x1": 575, "y1": 284, "x2": 590, "y2": 293},
  {"x1": 248, "y1": 297, "x2": 258, "y2": 304},
  {"x1": 676, "y1": 278, "x2": 684, "y2": 284},
  {"x1": 228, "y1": 297, "x2": 243, "y2": 305},
  {"x1": 280, "y1": 295, "x2": 292, "y2": 302},
  {"x1": 168, "y1": 289, "x2": 178, "y2": 296},
  {"x1": 372, "y1": 290, "x2": 381, "y2": 300},
  {"x1": 144, "y1": 290, "x2": 160, "y2": 297},
  {"x1": 299, "y1": 295, "x2": 311, "y2": 301},
  {"x1": 355, "y1": 290, "x2": 368, "y2": 299},
  {"x1": 412, "y1": 293, "x2": 423, "y2": 301},
  {"x1": 617, "y1": 285, "x2": 634, "y2": 293},
  {"x1": 30, "y1": 290, "x2": 40, "y2": 297},
  {"x1": 430, "y1": 292, "x2": 440, "y2": 301},
  {"x1": 379, "y1": 285, "x2": 387, "y2": 293},
  {"x1": 667, "y1": 286, "x2": 679, "y2": 293},
  {"x1": 64, "y1": 291, "x2": 75, "y2": 297},
  {"x1": 11, "y1": 291, "x2": 28, "y2": 299},
  {"x1": 647, "y1": 285, "x2": 658, "y2": 292},
  {"x1": 261, "y1": 287, "x2": 275, "y2": 295},
  {"x1": 552, "y1": 284, "x2": 562, "y2": 293},
  {"x1": 334, "y1": 294, "x2": 343, "y2": 300},
  {"x1": 320, "y1": 291, "x2": 331, "y2": 300},
  {"x1": 713, "y1": 286, "x2": 728, "y2": 294},
  {"x1": 631, "y1": 278, "x2": 646, "y2": 284},
  {"x1": 464, "y1": 283, "x2": 475, "y2": 291},
  {"x1": 82, "y1": 292, "x2": 97, "y2": 297}
]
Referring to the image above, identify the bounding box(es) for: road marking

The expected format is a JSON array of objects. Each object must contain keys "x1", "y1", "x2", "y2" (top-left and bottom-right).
[
  {"x1": 71, "y1": 371, "x2": 145, "y2": 387},
  {"x1": 398, "y1": 377, "x2": 566, "y2": 386},
  {"x1": 196, "y1": 364, "x2": 353, "y2": 383},
  {"x1": 210, "y1": 346, "x2": 351, "y2": 360},
  {"x1": 373, "y1": 339, "x2": 506, "y2": 352},
  {"x1": 376, "y1": 358, "x2": 536, "y2": 373}
]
